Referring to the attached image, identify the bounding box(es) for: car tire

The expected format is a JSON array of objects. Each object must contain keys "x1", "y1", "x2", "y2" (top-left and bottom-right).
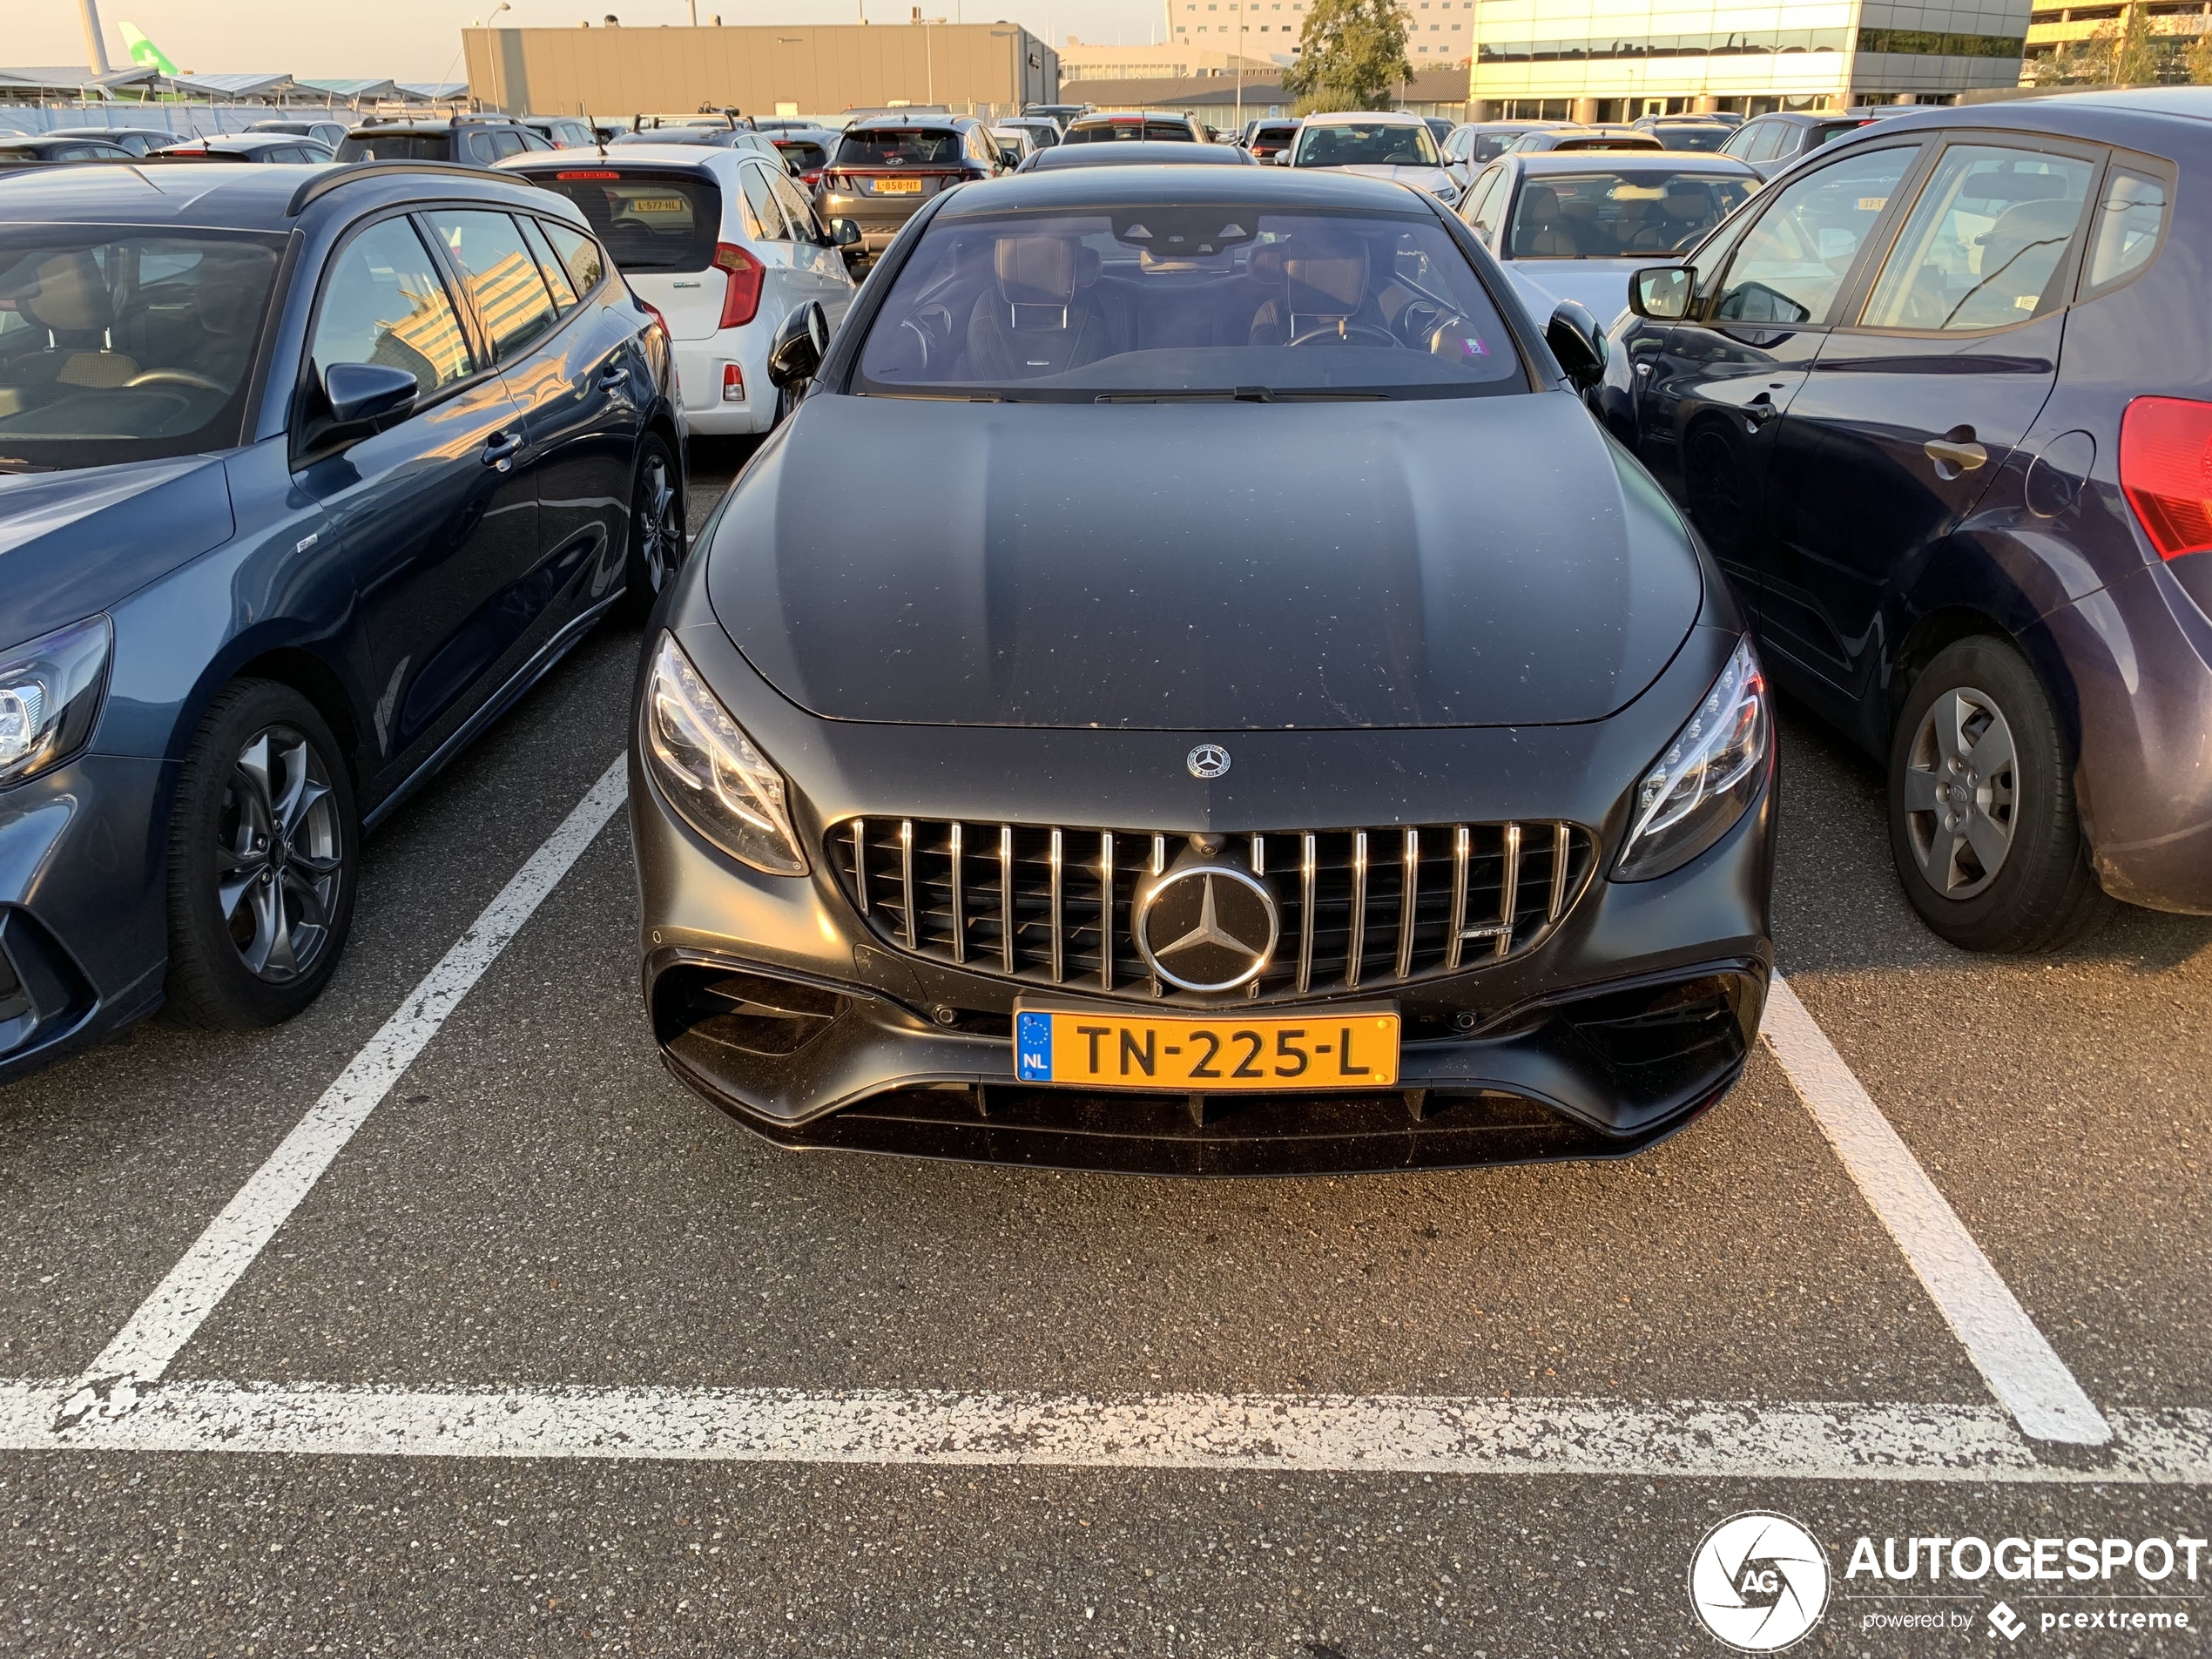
[
  {"x1": 165, "y1": 680, "x2": 360, "y2": 1028},
  {"x1": 1886, "y1": 637, "x2": 2109, "y2": 953},
  {"x1": 620, "y1": 433, "x2": 685, "y2": 621}
]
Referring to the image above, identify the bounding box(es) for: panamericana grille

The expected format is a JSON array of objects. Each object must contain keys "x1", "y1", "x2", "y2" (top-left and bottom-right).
[{"x1": 830, "y1": 819, "x2": 1595, "y2": 1003}]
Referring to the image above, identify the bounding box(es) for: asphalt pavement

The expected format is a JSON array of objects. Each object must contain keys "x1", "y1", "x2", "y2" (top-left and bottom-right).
[{"x1": 0, "y1": 435, "x2": 2207, "y2": 1656}]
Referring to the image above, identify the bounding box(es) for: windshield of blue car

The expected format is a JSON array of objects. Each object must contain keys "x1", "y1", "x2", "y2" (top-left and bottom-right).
[
  {"x1": 0, "y1": 228, "x2": 285, "y2": 471},
  {"x1": 1505, "y1": 172, "x2": 1754, "y2": 259},
  {"x1": 853, "y1": 203, "x2": 1527, "y2": 401},
  {"x1": 1293, "y1": 121, "x2": 1441, "y2": 168}
]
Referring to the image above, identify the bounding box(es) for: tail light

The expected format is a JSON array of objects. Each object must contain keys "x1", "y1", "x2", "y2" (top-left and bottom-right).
[
  {"x1": 722, "y1": 362, "x2": 745, "y2": 403},
  {"x1": 800, "y1": 170, "x2": 822, "y2": 186},
  {"x1": 713, "y1": 242, "x2": 763, "y2": 328},
  {"x1": 635, "y1": 295, "x2": 670, "y2": 336},
  {"x1": 2120, "y1": 395, "x2": 2212, "y2": 559}
]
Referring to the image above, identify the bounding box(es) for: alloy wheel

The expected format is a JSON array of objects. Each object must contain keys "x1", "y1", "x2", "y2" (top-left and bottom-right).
[
  {"x1": 1901, "y1": 685, "x2": 2018, "y2": 900},
  {"x1": 216, "y1": 725, "x2": 344, "y2": 983},
  {"x1": 635, "y1": 451, "x2": 681, "y2": 597}
]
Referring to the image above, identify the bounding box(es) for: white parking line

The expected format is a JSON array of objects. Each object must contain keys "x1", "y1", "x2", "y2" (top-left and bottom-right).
[
  {"x1": 12, "y1": 1379, "x2": 2206, "y2": 1481},
  {"x1": 75, "y1": 753, "x2": 631, "y2": 1390},
  {"x1": 1764, "y1": 975, "x2": 2112, "y2": 1447}
]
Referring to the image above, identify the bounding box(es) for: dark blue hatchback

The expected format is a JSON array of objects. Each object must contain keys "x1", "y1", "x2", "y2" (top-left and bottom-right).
[
  {"x1": 0, "y1": 159, "x2": 685, "y2": 1080},
  {"x1": 1601, "y1": 88, "x2": 2212, "y2": 950}
]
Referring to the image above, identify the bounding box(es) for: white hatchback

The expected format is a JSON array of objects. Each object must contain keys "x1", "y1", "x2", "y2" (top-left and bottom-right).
[{"x1": 502, "y1": 145, "x2": 856, "y2": 433}]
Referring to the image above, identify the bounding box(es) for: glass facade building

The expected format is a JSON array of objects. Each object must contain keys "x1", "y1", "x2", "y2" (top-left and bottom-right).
[{"x1": 1468, "y1": 0, "x2": 2031, "y2": 118}]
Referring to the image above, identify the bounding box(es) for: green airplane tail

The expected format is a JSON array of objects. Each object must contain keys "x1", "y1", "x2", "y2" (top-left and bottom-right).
[{"x1": 118, "y1": 22, "x2": 180, "y2": 76}]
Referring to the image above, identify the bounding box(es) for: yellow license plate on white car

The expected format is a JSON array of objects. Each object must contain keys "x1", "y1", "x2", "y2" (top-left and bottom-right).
[
  {"x1": 629, "y1": 197, "x2": 687, "y2": 212},
  {"x1": 872, "y1": 176, "x2": 921, "y2": 194},
  {"x1": 1014, "y1": 1007, "x2": 1399, "y2": 1090}
]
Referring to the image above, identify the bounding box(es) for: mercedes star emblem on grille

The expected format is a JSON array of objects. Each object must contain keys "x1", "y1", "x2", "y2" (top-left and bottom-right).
[
  {"x1": 1186, "y1": 744, "x2": 1231, "y2": 780},
  {"x1": 1134, "y1": 865, "x2": 1279, "y2": 993}
]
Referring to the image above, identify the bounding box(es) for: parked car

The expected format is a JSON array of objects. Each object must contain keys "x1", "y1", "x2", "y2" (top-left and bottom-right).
[
  {"x1": 0, "y1": 136, "x2": 134, "y2": 165},
  {"x1": 1631, "y1": 117, "x2": 1737, "y2": 153},
  {"x1": 520, "y1": 116, "x2": 601, "y2": 150},
  {"x1": 815, "y1": 116, "x2": 1006, "y2": 258},
  {"x1": 1284, "y1": 111, "x2": 1460, "y2": 207},
  {"x1": 1456, "y1": 151, "x2": 1758, "y2": 320},
  {"x1": 995, "y1": 116, "x2": 1062, "y2": 152},
  {"x1": 1422, "y1": 116, "x2": 1457, "y2": 147},
  {"x1": 1242, "y1": 118, "x2": 1299, "y2": 162},
  {"x1": 0, "y1": 158, "x2": 683, "y2": 1080},
  {"x1": 628, "y1": 165, "x2": 1773, "y2": 1175},
  {"x1": 336, "y1": 114, "x2": 555, "y2": 165},
  {"x1": 1716, "y1": 111, "x2": 1878, "y2": 179},
  {"x1": 1022, "y1": 104, "x2": 1090, "y2": 132},
  {"x1": 1602, "y1": 88, "x2": 2212, "y2": 947},
  {"x1": 503, "y1": 145, "x2": 857, "y2": 432},
  {"x1": 1509, "y1": 128, "x2": 1665, "y2": 155},
  {"x1": 152, "y1": 134, "x2": 335, "y2": 165},
  {"x1": 765, "y1": 127, "x2": 844, "y2": 187},
  {"x1": 610, "y1": 125, "x2": 786, "y2": 165},
  {"x1": 1443, "y1": 121, "x2": 1581, "y2": 172},
  {"x1": 1016, "y1": 140, "x2": 1257, "y2": 172},
  {"x1": 1064, "y1": 111, "x2": 1204, "y2": 144},
  {"x1": 44, "y1": 125, "x2": 199, "y2": 157},
  {"x1": 989, "y1": 125, "x2": 1044, "y2": 167},
  {"x1": 246, "y1": 118, "x2": 353, "y2": 150}
]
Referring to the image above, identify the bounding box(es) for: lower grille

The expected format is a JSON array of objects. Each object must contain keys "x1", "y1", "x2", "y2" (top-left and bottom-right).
[{"x1": 830, "y1": 819, "x2": 1594, "y2": 1005}]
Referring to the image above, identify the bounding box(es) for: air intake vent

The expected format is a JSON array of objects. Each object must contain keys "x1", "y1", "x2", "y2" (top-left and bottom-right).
[{"x1": 831, "y1": 819, "x2": 1593, "y2": 1005}]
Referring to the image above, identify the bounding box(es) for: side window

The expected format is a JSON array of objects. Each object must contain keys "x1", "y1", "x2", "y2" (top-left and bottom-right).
[
  {"x1": 1860, "y1": 144, "x2": 2094, "y2": 332},
  {"x1": 1710, "y1": 145, "x2": 1918, "y2": 326},
  {"x1": 539, "y1": 220, "x2": 607, "y2": 297},
  {"x1": 307, "y1": 216, "x2": 472, "y2": 401},
  {"x1": 1460, "y1": 166, "x2": 1507, "y2": 243},
  {"x1": 738, "y1": 164, "x2": 789, "y2": 240},
  {"x1": 1720, "y1": 122, "x2": 1763, "y2": 160},
  {"x1": 517, "y1": 215, "x2": 580, "y2": 311},
  {"x1": 767, "y1": 168, "x2": 824, "y2": 241},
  {"x1": 428, "y1": 209, "x2": 558, "y2": 361},
  {"x1": 2085, "y1": 163, "x2": 2168, "y2": 293},
  {"x1": 463, "y1": 130, "x2": 498, "y2": 165}
]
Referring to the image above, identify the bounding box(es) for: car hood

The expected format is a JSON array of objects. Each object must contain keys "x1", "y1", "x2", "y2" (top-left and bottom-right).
[
  {"x1": 0, "y1": 455, "x2": 234, "y2": 649},
  {"x1": 1502, "y1": 258, "x2": 1645, "y2": 328},
  {"x1": 706, "y1": 390, "x2": 1701, "y2": 730}
]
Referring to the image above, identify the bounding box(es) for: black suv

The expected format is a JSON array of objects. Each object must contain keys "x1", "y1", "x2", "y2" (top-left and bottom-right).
[{"x1": 335, "y1": 114, "x2": 555, "y2": 166}]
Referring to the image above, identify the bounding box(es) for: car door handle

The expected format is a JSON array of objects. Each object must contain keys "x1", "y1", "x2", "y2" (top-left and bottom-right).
[
  {"x1": 1744, "y1": 392, "x2": 1779, "y2": 428},
  {"x1": 482, "y1": 431, "x2": 523, "y2": 471},
  {"x1": 598, "y1": 363, "x2": 630, "y2": 388},
  {"x1": 1925, "y1": 436, "x2": 1988, "y2": 472}
]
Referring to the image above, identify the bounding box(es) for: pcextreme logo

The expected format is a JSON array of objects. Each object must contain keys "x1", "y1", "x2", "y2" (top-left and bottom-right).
[{"x1": 1689, "y1": 1511, "x2": 1832, "y2": 1651}]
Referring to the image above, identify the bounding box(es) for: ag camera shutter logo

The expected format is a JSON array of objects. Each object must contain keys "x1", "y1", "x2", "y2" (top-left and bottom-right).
[{"x1": 1688, "y1": 1511, "x2": 1831, "y2": 1651}]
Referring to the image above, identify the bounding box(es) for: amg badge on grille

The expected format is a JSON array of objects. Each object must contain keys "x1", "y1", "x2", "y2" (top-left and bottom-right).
[{"x1": 1186, "y1": 744, "x2": 1231, "y2": 780}]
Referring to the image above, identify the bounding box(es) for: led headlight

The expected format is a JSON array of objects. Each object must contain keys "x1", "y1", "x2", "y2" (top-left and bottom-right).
[
  {"x1": 1615, "y1": 635, "x2": 1770, "y2": 881},
  {"x1": 0, "y1": 615, "x2": 113, "y2": 789},
  {"x1": 643, "y1": 632, "x2": 808, "y2": 875}
]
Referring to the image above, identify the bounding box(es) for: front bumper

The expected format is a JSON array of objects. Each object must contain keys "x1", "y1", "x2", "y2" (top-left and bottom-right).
[
  {"x1": 631, "y1": 694, "x2": 1777, "y2": 1173},
  {"x1": 0, "y1": 752, "x2": 172, "y2": 1085}
]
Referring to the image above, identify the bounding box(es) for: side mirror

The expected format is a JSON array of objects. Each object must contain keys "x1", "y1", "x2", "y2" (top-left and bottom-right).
[
  {"x1": 1629, "y1": 265, "x2": 1695, "y2": 321},
  {"x1": 1273, "y1": 149, "x2": 1293, "y2": 165},
  {"x1": 1546, "y1": 300, "x2": 1606, "y2": 392},
  {"x1": 323, "y1": 361, "x2": 417, "y2": 427},
  {"x1": 767, "y1": 300, "x2": 830, "y2": 390},
  {"x1": 828, "y1": 217, "x2": 863, "y2": 248}
]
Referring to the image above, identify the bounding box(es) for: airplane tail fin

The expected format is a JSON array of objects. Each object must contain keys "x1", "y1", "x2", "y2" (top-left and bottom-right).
[{"x1": 118, "y1": 23, "x2": 180, "y2": 76}]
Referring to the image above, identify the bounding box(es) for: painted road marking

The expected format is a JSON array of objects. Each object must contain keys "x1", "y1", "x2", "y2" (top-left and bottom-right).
[
  {"x1": 14, "y1": 1379, "x2": 2208, "y2": 1482},
  {"x1": 75, "y1": 754, "x2": 631, "y2": 1391},
  {"x1": 1764, "y1": 975, "x2": 2111, "y2": 1447}
]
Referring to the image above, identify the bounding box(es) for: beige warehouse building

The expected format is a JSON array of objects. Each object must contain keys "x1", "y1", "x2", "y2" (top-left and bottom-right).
[{"x1": 462, "y1": 22, "x2": 1059, "y2": 120}]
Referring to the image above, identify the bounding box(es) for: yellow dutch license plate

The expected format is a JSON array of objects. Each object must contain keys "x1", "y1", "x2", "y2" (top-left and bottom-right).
[
  {"x1": 872, "y1": 176, "x2": 921, "y2": 194},
  {"x1": 629, "y1": 197, "x2": 687, "y2": 212},
  {"x1": 1014, "y1": 1007, "x2": 1399, "y2": 1091}
]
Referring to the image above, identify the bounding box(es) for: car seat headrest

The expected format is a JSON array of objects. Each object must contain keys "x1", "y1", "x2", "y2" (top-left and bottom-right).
[
  {"x1": 20, "y1": 251, "x2": 111, "y2": 334},
  {"x1": 1980, "y1": 198, "x2": 2081, "y2": 294},
  {"x1": 1285, "y1": 239, "x2": 1367, "y2": 317},
  {"x1": 995, "y1": 234, "x2": 1078, "y2": 329}
]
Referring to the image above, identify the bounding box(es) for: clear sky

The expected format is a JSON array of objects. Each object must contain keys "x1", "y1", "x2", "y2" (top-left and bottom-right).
[{"x1": 18, "y1": 0, "x2": 1170, "y2": 85}]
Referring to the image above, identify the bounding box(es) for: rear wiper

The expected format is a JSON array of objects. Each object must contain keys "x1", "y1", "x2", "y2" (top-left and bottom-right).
[{"x1": 1095, "y1": 387, "x2": 1388, "y2": 403}]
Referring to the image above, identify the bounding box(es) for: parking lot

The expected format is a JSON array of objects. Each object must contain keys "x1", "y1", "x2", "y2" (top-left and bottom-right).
[{"x1": 0, "y1": 432, "x2": 2199, "y2": 1656}]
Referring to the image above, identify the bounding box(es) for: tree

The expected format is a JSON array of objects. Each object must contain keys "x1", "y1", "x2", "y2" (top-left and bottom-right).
[
  {"x1": 2076, "y1": 4, "x2": 2163, "y2": 84},
  {"x1": 2185, "y1": 20, "x2": 2212, "y2": 82},
  {"x1": 1281, "y1": 0, "x2": 1414, "y2": 114}
]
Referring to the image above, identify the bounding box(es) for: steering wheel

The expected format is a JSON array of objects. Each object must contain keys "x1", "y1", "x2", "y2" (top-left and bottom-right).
[
  {"x1": 1287, "y1": 320, "x2": 1400, "y2": 348},
  {"x1": 124, "y1": 368, "x2": 226, "y2": 393}
]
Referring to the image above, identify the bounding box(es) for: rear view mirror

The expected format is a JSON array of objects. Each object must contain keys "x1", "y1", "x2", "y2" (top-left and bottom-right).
[
  {"x1": 1629, "y1": 265, "x2": 1695, "y2": 321},
  {"x1": 768, "y1": 300, "x2": 831, "y2": 390},
  {"x1": 1546, "y1": 300, "x2": 1606, "y2": 392},
  {"x1": 828, "y1": 217, "x2": 862, "y2": 248},
  {"x1": 322, "y1": 361, "x2": 417, "y2": 427}
]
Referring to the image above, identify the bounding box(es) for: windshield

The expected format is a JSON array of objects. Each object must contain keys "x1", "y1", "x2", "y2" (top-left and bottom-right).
[
  {"x1": 336, "y1": 132, "x2": 445, "y2": 161},
  {"x1": 1295, "y1": 121, "x2": 1440, "y2": 168},
  {"x1": 1506, "y1": 172, "x2": 1754, "y2": 259},
  {"x1": 836, "y1": 129, "x2": 965, "y2": 165},
  {"x1": 853, "y1": 202, "x2": 1526, "y2": 401},
  {"x1": 0, "y1": 229, "x2": 283, "y2": 471}
]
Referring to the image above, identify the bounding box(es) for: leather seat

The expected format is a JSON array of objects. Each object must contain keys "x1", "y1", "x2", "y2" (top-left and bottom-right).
[
  {"x1": 1247, "y1": 236, "x2": 1373, "y2": 344},
  {"x1": 963, "y1": 235, "x2": 1122, "y2": 379},
  {"x1": 1509, "y1": 185, "x2": 1579, "y2": 257}
]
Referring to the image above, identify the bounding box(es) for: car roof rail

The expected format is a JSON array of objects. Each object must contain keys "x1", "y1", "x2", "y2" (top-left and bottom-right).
[{"x1": 286, "y1": 158, "x2": 513, "y2": 218}]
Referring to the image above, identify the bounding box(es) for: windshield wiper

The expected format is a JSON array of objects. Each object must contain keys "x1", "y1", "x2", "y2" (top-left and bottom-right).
[{"x1": 1094, "y1": 387, "x2": 1388, "y2": 404}]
